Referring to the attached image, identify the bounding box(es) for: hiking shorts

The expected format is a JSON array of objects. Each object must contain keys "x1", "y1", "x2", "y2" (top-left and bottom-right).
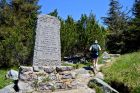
[{"x1": 91, "y1": 53, "x2": 98, "y2": 59}]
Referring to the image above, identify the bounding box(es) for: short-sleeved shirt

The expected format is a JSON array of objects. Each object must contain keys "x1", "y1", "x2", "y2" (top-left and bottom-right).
[{"x1": 90, "y1": 44, "x2": 101, "y2": 58}]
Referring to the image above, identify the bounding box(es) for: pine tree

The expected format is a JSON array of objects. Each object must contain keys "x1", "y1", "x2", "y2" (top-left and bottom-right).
[
  {"x1": 102, "y1": 0, "x2": 128, "y2": 34},
  {"x1": 133, "y1": 0, "x2": 140, "y2": 29},
  {"x1": 102, "y1": 0, "x2": 129, "y2": 53},
  {"x1": 128, "y1": 0, "x2": 140, "y2": 51},
  {"x1": 48, "y1": 9, "x2": 58, "y2": 17},
  {"x1": 76, "y1": 14, "x2": 88, "y2": 52},
  {"x1": 61, "y1": 16, "x2": 78, "y2": 57},
  {"x1": 0, "y1": 0, "x2": 40, "y2": 67},
  {"x1": 76, "y1": 13, "x2": 106, "y2": 55}
]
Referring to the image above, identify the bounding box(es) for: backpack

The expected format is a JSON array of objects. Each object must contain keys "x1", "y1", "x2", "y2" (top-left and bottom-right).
[{"x1": 91, "y1": 44, "x2": 99, "y2": 53}]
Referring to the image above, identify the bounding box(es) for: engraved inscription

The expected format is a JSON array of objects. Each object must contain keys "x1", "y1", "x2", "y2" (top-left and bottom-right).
[{"x1": 33, "y1": 15, "x2": 61, "y2": 66}]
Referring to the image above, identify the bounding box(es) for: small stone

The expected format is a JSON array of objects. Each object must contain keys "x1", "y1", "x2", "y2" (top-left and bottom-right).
[
  {"x1": 19, "y1": 73, "x2": 29, "y2": 81},
  {"x1": 71, "y1": 80, "x2": 78, "y2": 88},
  {"x1": 95, "y1": 72, "x2": 104, "y2": 80},
  {"x1": 39, "y1": 83, "x2": 52, "y2": 90},
  {"x1": 19, "y1": 66, "x2": 33, "y2": 74},
  {"x1": 62, "y1": 73, "x2": 72, "y2": 79},
  {"x1": 43, "y1": 66, "x2": 55, "y2": 73},
  {"x1": 71, "y1": 72, "x2": 77, "y2": 79},
  {"x1": 48, "y1": 73, "x2": 57, "y2": 80},
  {"x1": 55, "y1": 81, "x2": 66, "y2": 89},
  {"x1": 56, "y1": 66, "x2": 73, "y2": 72},
  {"x1": 46, "y1": 83, "x2": 54, "y2": 90},
  {"x1": 19, "y1": 72, "x2": 38, "y2": 81},
  {"x1": 33, "y1": 66, "x2": 40, "y2": 72},
  {"x1": 102, "y1": 51, "x2": 110, "y2": 59}
]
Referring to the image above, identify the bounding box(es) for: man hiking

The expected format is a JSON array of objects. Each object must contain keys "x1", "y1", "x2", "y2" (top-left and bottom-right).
[{"x1": 89, "y1": 40, "x2": 101, "y2": 71}]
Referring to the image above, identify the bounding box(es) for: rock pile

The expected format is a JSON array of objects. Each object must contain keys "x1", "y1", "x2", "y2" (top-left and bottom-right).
[{"x1": 18, "y1": 66, "x2": 78, "y2": 92}]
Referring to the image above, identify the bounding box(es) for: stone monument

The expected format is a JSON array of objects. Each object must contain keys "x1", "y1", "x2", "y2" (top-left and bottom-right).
[
  {"x1": 3, "y1": 15, "x2": 79, "y2": 93},
  {"x1": 33, "y1": 15, "x2": 61, "y2": 66}
]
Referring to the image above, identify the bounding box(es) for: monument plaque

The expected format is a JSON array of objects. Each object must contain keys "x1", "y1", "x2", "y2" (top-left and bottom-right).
[{"x1": 33, "y1": 15, "x2": 61, "y2": 66}]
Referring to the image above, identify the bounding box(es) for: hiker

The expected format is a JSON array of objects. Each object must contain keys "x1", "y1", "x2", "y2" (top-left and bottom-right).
[
  {"x1": 5, "y1": 69, "x2": 19, "y2": 92},
  {"x1": 89, "y1": 40, "x2": 101, "y2": 69}
]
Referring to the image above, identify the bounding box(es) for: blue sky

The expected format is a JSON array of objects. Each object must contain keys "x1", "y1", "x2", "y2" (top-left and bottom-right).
[{"x1": 38, "y1": 0, "x2": 134, "y2": 25}]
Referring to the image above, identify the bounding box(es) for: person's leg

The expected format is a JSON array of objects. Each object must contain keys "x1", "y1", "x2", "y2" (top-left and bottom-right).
[
  {"x1": 92, "y1": 59, "x2": 95, "y2": 72},
  {"x1": 95, "y1": 57, "x2": 98, "y2": 67},
  {"x1": 92, "y1": 59, "x2": 95, "y2": 68}
]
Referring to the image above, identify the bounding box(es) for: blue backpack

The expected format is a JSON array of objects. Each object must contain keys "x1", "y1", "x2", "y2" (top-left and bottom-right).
[{"x1": 91, "y1": 44, "x2": 99, "y2": 53}]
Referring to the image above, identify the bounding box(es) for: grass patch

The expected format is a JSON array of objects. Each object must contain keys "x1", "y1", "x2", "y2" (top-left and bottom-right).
[
  {"x1": 0, "y1": 68, "x2": 12, "y2": 89},
  {"x1": 0, "y1": 67, "x2": 18, "y2": 89},
  {"x1": 102, "y1": 52, "x2": 140, "y2": 93}
]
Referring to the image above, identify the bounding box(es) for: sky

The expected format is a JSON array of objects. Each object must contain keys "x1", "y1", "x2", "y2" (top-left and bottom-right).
[{"x1": 38, "y1": 0, "x2": 134, "y2": 25}]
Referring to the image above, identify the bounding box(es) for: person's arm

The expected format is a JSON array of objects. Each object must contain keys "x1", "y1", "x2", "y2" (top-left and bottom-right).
[
  {"x1": 98, "y1": 45, "x2": 101, "y2": 51},
  {"x1": 89, "y1": 45, "x2": 92, "y2": 51}
]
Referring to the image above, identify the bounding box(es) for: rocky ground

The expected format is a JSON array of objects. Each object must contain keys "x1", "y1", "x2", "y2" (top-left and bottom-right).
[
  {"x1": 32, "y1": 67, "x2": 98, "y2": 93},
  {"x1": 0, "y1": 65, "x2": 105, "y2": 93},
  {"x1": 50, "y1": 68, "x2": 95, "y2": 93}
]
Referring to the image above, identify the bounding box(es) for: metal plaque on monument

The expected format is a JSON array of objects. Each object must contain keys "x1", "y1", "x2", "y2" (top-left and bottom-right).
[{"x1": 33, "y1": 15, "x2": 61, "y2": 66}]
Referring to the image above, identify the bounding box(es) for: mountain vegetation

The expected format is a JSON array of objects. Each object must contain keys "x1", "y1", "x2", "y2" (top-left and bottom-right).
[
  {"x1": 0, "y1": 0, "x2": 40, "y2": 67},
  {"x1": 0, "y1": 0, "x2": 140, "y2": 69}
]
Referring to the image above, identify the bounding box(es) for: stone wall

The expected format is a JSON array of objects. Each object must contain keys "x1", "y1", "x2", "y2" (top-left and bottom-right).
[{"x1": 18, "y1": 66, "x2": 77, "y2": 92}]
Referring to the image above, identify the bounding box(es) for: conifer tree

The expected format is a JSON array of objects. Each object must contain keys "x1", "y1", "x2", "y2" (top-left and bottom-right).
[
  {"x1": 133, "y1": 0, "x2": 140, "y2": 29},
  {"x1": 61, "y1": 16, "x2": 78, "y2": 57},
  {"x1": 0, "y1": 0, "x2": 40, "y2": 67},
  {"x1": 102, "y1": 0, "x2": 129, "y2": 53},
  {"x1": 48, "y1": 9, "x2": 58, "y2": 17},
  {"x1": 128, "y1": 0, "x2": 140, "y2": 51}
]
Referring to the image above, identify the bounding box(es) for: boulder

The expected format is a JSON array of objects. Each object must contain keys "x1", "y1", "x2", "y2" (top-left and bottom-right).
[
  {"x1": 0, "y1": 84, "x2": 15, "y2": 93},
  {"x1": 18, "y1": 81, "x2": 34, "y2": 92},
  {"x1": 19, "y1": 66, "x2": 33, "y2": 74},
  {"x1": 93, "y1": 78, "x2": 119, "y2": 93},
  {"x1": 19, "y1": 72, "x2": 38, "y2": 81},
  {"x1": 43, "y1": 66, "x2": 55, "y2": 73}
]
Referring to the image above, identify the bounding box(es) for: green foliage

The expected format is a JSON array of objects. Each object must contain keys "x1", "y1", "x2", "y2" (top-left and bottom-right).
[
  {"x1": 104, "y1": 0, "x2": 140, "y2": 54},
  {"x1": 33, "y1": 79, "x2": 39, "y2": 90},
  {"x1": 102, "y1": 52, "x2": 140, "y2": 93},
  {"x1": 61, "y1": 16, "x2": 78, "y2": 57},
  {"x1": 88, "y1": 80, "x2": 103, "y2": 93},
  {"x1": 60, "y1": 12, "x2": 106, "y2": 58},
  {"x1": 0, "y1": 67, "x2": 18, "y2": 89},
  {"x1": 102, "y1": 0, "x2": 130, "y2": 54},
  {"x1": 129, "y1": 0, "x2": 140, "y2": 51},
  {"x1": 42, "y1": 76, "x2": 50, "y2": 83},
  {"x1": 0, "y1": 69, "x2": 12, "y2": 89},
  {"x1": 0, "y1": 0, "x2": 40, "y2": 67},
  {"x1": 77, "y1": 13, "x2": 106, "y2": 52},
  {"x1": 102, "y1": 0, "x2": 128, "y2": 34},
  {"x1": 48, "y1": 9, "x2": 58, "y2": 17}
]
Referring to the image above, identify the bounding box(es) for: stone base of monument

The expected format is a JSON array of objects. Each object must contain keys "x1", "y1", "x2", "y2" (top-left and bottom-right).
[{"x1": 18, "y1": 66, "x2": 78, "y2": 92}]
